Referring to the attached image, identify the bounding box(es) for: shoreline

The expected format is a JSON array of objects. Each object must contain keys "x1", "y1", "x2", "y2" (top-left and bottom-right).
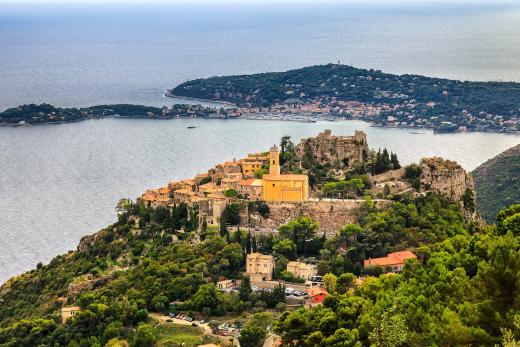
[{"x1": 2, "y1": 113, "x2": 519, "y2": 135}]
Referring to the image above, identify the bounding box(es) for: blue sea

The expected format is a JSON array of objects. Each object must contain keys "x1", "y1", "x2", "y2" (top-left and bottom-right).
[{"x1": 1, "y1": 2, "x2": 520, "y2": 283}]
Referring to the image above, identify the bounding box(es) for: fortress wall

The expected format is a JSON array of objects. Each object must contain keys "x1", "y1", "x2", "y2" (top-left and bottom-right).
[{"x1": 249, "y1": 199, "x2": 392, "y2": 235}]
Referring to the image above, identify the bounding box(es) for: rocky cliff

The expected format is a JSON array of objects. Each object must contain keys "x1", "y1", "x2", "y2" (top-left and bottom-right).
[
  {"x1": 419, "y1": 157, "x2": 478, "y2": 219},
  {"x1": 295, "y1": 129, "x2": 369, "y2": 169}
]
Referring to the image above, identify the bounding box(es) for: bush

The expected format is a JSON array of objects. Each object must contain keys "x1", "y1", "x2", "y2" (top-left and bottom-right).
[
  {"x1": 258, "y1": 203, "x2": 270, "y2": 218},
  {"x1": 363, "y1": 265, "x2": 384, "y2": 277}
]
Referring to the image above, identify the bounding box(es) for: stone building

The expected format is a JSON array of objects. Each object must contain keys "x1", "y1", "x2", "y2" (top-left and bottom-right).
[
  {"x1": 262, "y1": 146, "x2": 309, "y2": 202},
  {"x1": 61, "y1": 306, "x2": 81, "y2": 323},
  {"x1": 296, "y1": 129, "x2": 368, "y2": 169},
  {"x1": 240, "y1": 153, "x2": 269, "y2": 178},
  {"x1": 238, "y1": 178, "x2": 263, "y2": 200},
  {"x1": 286, "y1": 261, "x2": 317, "y2": 280},
  {"x1": 246, "y1": 252, "x2": 275, "y2": 281}
]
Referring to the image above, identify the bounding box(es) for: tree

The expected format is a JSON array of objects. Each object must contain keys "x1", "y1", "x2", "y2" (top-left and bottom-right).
[
  {"x1": 239, "y1": 312, "x2": 272, "y2": 347},
  {"x1": 404, "y1": 164, "x2": 421, "y2": 189},
  {"x1": 257, "y1": 203, "x2": 270, "y2": 218},
  {"x1": 368, "y1": 301, "x2": 408, "y2": 347},
  {"x1": 280, "y1": 135, "x2": 291, "y2": 165},
  {"x1": 209, "y1": 320, "x2": 220, "y2": 334},
  {"x1": 273, "y1": 239, "x2": 297, "y2": 260},
  {"x1": 239, "y1": 276, "x2": 253, "y2": 302},
  {"x1": 383, "y1": 184, "x2": 391, "y2": 198},
  {"x1": 252, "y1": 236, "x2": 258, "y2": 253},
  {"x1": 391, "y1": 152, "x2": 401, "y2": 169},
  {"x1": 279, "y1": 217, "x2": 320, "y2": 256},
  {"x1": 199, "y1": 176, "x2": 212, "y2": 185},
  {"x1": 134, "y1": 323, "x2": 157, "y2": 347},
  {"x1": 221, "y1": 203, "x2": 241, "y2": 227},
  {"x1": 115, "y1": 198, "x2": 132, "y2": 215},
  {"x1": 105, "y1": 338, "x2": 129, "y2": 347},
  {"x1": 225, "y1": 189, "x2": 237, "y2": 198},
  {"x1": 336, "y1": 273, "x2": 356, "y2": 294},
  {"x1": 186, "y1": 284, "x2": 221, "y2": 314},
  {"x1": 496, "y1": 204, "x2": 520, "y2": 235},
  {"x1": 322, "y1": 273, "x2": 338, "y2": 293}
]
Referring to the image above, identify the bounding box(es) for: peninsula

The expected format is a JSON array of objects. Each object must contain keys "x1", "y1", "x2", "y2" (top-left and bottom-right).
[{"x1": 169, "y1": 64, "x2": 520, "y2": 134}]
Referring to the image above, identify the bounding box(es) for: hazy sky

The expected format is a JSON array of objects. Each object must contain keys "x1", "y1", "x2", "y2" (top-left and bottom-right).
[{"x1": 0, "y1": 0, "x2": 516, "y2": 3}]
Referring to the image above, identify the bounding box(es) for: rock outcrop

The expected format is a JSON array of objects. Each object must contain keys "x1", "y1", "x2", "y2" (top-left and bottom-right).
[
  {"x1": 419, "y1": 157, "x2": 478, "y2": 219},
  {"x1": 296, "y1": 130, "x2": 369, "y2": 169}
]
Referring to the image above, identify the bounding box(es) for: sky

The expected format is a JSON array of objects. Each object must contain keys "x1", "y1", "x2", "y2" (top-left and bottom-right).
[{"x1": 0, "y1": 0, "x2": 516, "y2": 3}]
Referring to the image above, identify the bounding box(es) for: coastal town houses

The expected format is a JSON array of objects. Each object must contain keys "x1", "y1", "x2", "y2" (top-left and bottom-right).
[
  {"x1": 237, "y1": 178, "x2": 263, "y2": 200},
  {"x1": 364, "y1": 251, "x2": 417, "y2": 273},
  {"x1": 240, "y1": 152, "x2": 270, "y2": 178},
  {"x1": 138, "y1": 143, "x2": 310, "y2": 227}
]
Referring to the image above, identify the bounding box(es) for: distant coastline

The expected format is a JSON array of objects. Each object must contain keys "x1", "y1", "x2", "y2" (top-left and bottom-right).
[{"x1": 1, "y1": 101, "x2": 519, "y2": 135}]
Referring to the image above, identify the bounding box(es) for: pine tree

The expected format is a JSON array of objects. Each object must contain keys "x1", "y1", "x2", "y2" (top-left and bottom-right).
[
  {"x1": 382, "y1": 148, "x2": 391, "y2": 171},
  {"x1": 246, "y1": 232, "x2": 252, "y2": 254},
  {"x1": 391, "y1": 152, "x2": 401, "y2": 169},
  {"x1": 239, "y1": 276, "x2": 253, "y2": 302},
  {"x1": 252, "y1": 235, "x2": 258, "y2": 253}
]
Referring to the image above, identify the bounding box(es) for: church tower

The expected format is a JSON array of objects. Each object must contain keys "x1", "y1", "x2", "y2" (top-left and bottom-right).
[{"x1": 269, "y1": 145, "x2": 280, "y2": 175}]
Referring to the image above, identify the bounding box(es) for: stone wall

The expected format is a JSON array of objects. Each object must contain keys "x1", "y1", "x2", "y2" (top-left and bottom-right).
[
  {"x1": 248, "y1": 199, "x2": 392, "y2": 235},
  {"x1": 371, "y1": 168, "x2": 406, "y2": 184},
  {"x1": 295, "y1": 130, "x2": 369, "y2": 169}
]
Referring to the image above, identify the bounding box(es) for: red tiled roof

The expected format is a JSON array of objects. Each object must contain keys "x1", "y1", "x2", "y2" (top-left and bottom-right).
[
  {"x1": 364, "y1": 251, "x2": 416, "y2": 267},
  {"x1": 239, "y1": 179, "x2": 255, "y2": 186},
  {"x1": 307, "y1": 287, "x2": 328, "y2": 297}
]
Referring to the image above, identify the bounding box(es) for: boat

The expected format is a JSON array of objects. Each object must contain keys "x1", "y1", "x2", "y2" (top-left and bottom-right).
[{"x1": 187, "y1": 126, "x2": 197, "y2": 129}]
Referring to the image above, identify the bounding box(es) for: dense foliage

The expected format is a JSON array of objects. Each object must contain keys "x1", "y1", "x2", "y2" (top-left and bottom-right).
[
  {"x1": 274, "y1": 204, "x2": 520, "y2": 346},
  {"x1": 472, "y1": 144, "x2": 520, "y2": 222},
  {"x1": 1, "y1": 191, "x2": 519, "y2": 346}
]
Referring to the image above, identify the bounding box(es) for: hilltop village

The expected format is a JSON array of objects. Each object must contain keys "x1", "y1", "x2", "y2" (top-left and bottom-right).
[
  {"x1": 3, "y1": 128, "x2": 516, "y2": 347},
  {"x1": 137, "y1": 129, "x2": 477, "y2": 296},
  {"x1": 139, "y1": 130, "x2": 370, "y2": 231}
]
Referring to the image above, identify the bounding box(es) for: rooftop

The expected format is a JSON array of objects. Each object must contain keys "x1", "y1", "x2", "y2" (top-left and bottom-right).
[{"x1": 364, "y1": 251, "x2": 416, "y2": 267}]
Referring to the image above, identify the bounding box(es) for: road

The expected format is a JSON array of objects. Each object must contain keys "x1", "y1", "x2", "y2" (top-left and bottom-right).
[{"x1": 149, "y1": 312, "x2": 212, "y2": 335}]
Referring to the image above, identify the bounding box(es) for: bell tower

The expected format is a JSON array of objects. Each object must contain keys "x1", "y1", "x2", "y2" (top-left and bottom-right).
[{"x1": 269, "y1": 145, "x2": 280, "y2": 175}]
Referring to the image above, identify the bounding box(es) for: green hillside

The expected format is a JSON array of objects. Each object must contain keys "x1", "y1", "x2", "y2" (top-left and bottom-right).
[{"x1": 472, "y1": 144, "x2": 520, "y2": 222}]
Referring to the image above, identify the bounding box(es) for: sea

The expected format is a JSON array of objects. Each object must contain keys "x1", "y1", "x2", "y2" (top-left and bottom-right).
[{"x1": 1, "y1": 2, "x2": 520, "y2": 283}]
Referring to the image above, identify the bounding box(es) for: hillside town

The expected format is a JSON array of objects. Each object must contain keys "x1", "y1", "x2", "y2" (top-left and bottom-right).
[{"x1": 1, "y1": 127, "x2": 499, "y2": 347}]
